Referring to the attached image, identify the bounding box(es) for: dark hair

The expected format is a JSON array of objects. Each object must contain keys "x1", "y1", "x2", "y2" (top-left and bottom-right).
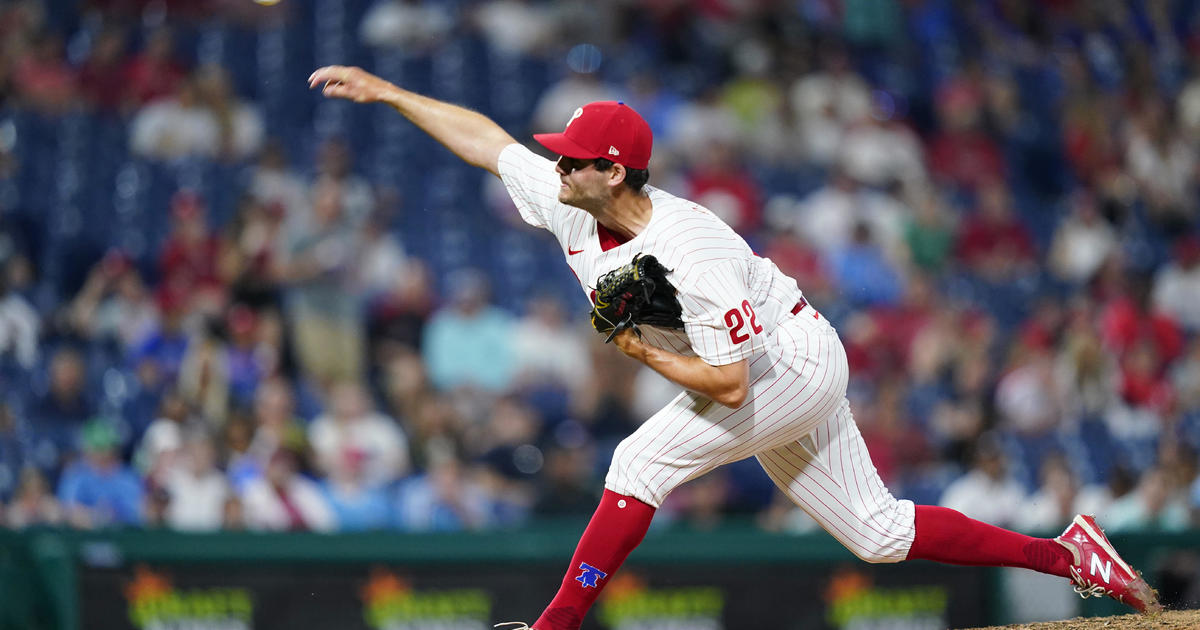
[{"x1": 593, "y1": 158, "x2": 650, "y2": 194}]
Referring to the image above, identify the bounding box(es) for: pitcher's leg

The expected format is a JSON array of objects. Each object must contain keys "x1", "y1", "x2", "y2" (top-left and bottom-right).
[
  {"x1": 532, "y1": 489, "x2": 655, "y2": 630},
  {"x1": 908, "y1": 505, "x2": 1070, "y2": 573},
  {"x1": 534, "y1": 323, "x2": 846, "y2": 630},
  {"x1": 606, "y1": 326, "x2": 846, "y2": 507},
  {"x1": 905, "y1": 501, "x2": 1164, "y2": 612},
  {"x1": 757, "y1": 399, "x2": 1161, "y2": 613},
  {"x1": 756, "y1": 399, "x2": 916, "y2": 562}
]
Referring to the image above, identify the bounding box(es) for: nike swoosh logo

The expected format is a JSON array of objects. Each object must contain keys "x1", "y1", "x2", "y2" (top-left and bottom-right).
[{"x1": 568, "y1": 247, "x2": 584, "y2": 255}]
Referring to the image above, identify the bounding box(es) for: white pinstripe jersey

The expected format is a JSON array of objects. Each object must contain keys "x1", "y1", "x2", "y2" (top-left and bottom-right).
[{"x1": 498, "y1": 144, "x2": 805, "y2": 366}]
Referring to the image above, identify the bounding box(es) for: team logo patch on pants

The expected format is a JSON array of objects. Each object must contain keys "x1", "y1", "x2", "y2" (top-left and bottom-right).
[{"x1": 575, "y1": 562, "x2": 608, "y2": 588}]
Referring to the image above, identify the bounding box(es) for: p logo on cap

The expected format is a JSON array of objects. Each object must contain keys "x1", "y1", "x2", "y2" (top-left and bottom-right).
[
  {"x1": 535, "y1": 101, "x2": 652, "y2": 170},
  {"x1": 567, "y1": 107, "x2": 584, "y2": 128}
]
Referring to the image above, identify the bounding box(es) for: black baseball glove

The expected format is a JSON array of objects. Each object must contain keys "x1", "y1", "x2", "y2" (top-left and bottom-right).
[{"x1": 590, "y1": 253, "x2": 684, "y2": 342}]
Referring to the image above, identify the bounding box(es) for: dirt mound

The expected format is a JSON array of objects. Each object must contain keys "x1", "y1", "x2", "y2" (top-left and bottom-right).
[{"x1": 960, "y1": 609, "x2": 1200, "y2": 630}]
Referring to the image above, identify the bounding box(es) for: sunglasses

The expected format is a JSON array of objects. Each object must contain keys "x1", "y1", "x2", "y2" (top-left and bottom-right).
[{"x1": 557, "y1": 156, "x2": 601, "y2": 174}]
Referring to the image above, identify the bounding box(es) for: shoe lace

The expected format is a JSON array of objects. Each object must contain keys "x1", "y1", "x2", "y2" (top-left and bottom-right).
[{"x1": 1069, "y1": 567, "x2": 1114, "y2": 600}]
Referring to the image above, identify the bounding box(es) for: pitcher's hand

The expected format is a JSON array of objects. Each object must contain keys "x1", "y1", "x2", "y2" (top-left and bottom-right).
[
  {"x1": 308, "y1": 66, "x2": 394, "y2": 104},
  {"x1": 611, "y1": 328, "x2": 649, "y2": 363}
]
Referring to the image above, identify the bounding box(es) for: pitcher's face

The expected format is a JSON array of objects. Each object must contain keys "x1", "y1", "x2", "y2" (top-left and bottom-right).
[{"x1": 555, "y1": 156, "x2": 610, "y2": 211}]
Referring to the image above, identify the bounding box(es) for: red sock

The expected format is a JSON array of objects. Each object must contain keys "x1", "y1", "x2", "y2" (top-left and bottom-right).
[
  {"x1": 906, "y1": 505, "x2": 1072, "y2": 577},
  {"x1": 533, "y1": 489, "x2": 656, "y2": 630}
]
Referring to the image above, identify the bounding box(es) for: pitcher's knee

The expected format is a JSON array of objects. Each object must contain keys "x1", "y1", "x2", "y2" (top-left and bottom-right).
[
  {"x1": 850, "y1": 545, "x2": 907, "y2": 564},
  {"x1": 609, "y1": 437, "x2": 641, "y2": 477},
  {"x1": 604, "y1": 439, "x2": 668, "y2": 508},
  {"x1": 840, "y1": 501, "x2": 915, "y2": 564},
  {"x1": 603, "y1": 471, "x2": 663, "y2": 508},
  {"x1": 602, "y1": 479, "x2": 662, "y2": 508}
]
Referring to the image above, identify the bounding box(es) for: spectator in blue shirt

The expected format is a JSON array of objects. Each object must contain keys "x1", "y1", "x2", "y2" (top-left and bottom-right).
[
  {"x1": 57, "y1": 419, "x2": 144, "y2": 528},
  {"x1": 832, "y1": 222, "x2": 905, "y2": 308},
  {"x1": 422, "y1": 269, "x2": 515, "y2": 393},
  {"x1": 394, "y1": 452, "x2": 492, "y2": 531},
  {"x1": 320, "y1": 451, "x2": 392, "y2": 531},
  {"x1": 129, "y1": 286, "x2": 192, "y2": 382},
  {"x1": 28, "y1": 348, "x2": 95, "y2": 479}
]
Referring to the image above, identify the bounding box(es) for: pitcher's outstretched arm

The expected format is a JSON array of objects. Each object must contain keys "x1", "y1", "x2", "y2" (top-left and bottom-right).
[{"x1": 309, "y1": 65, "x2": 517, "y2": 177}]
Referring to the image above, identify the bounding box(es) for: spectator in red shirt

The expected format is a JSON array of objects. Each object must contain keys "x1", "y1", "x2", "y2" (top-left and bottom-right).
[
  {"x1": 858, "y1": 379, "x2": 932, "y2": 487},
  {"x1": 683, "y1": 140, "x2": 763, "y2": 235},
  {"x1": 13, "y1": 31, "x2": 76, "y2": 114},
  {"x1": 761, "y1": 228, "x2": 831, "y2": 304},
  {"x1": 842, "y1": 273, "x2": 937, "y2": 381},
  {"x1": 1098, "y1": 273, "x2": 1184, "y2": 369},
  {"x1": 871, "y1": 272, "x2": 939, "y2": 368},
  {"x1": 954, "y1": 180, "x2": 1036, "y2": 279},
  {"x1": 78, "y1": 27, "x2": 129, "y2": 113},
  {"x1": 928, "y1": 76, "x2": 1007, "y2": 193},
  {"x1": 159, "y1": 190, "x2": 222, "y2": 309},
  {"x1": 1061, "y1": 94, "x2": 1121, "y2": 187},
  {"x1": 1016, "y1": 297, "x2": 1066, "y2": 353},
  {"x1": 123, "y1": 27, "x2": 185, "y2": 107},
  {"x1": 1118, "y1": 340, "x2": 1175, "y2": 415}
]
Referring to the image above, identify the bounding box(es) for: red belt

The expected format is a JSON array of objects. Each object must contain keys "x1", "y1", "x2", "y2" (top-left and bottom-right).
[{"x1": 791, "y1": 297, "x2": 809, "y2": 315}]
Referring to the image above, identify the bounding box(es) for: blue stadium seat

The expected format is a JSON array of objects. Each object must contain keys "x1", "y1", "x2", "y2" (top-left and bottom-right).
[
  {"x1": 753, "y1": 163, "x2": 828, "y2": 199},
  {"x1": 1112, "y1": 432, "x2": 1159, "y2": 475},
  {"x1": 942, "y1": 271, "x2": 1040, "y2": 332},
  {"x1": 1055, "y1": 418, "x2": 1100, "y2": 486},
  {"x1": 904, "y1": 381, "x2": 951, "y2": 432},
  {"x1": 487, "y1": 49, "x2": 549, "y2": 132},
  {"x1": 723, "y1": 457, "x2": 778, "y2": 513},
  {"x1": 1072, "y1": 417, "x2": 1117, "y2": 484},
  {"x1": 1011, "y1": 189, "x2": 1057, "y2": 253},
  {"x1": 898, "y1": 463, "x2": 962, "y2": 506},
  {"x1": 994, "y1": 430, "x2": 1040, "y2": 492},
  {"x1": 442, "y1": 36, "x2": 492, "y2": 111}
]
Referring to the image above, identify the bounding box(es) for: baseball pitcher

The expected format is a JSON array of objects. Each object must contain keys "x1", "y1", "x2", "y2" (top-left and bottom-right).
[{"x1": 309, "y1": 65, "x2": 1160, "y2": 629}]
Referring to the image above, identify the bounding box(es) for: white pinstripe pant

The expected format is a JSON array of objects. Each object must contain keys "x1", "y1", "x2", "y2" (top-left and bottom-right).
[{"x1": 605, "y1": 312, "x2": 916, "y2": 563}]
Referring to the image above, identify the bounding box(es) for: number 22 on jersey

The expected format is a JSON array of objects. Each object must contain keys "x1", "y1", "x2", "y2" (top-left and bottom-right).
[{"x1": 724, "y1": 300, "x2": 763, "y2": 344}]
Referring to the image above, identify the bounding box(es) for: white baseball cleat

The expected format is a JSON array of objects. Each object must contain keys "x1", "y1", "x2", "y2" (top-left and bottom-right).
[
  {"x1": 1054, "y1": 514, "x2": 1162, "y2": 614},
  {"x1": 494, "y1": 623, "x2": 533, "y2": 630}
]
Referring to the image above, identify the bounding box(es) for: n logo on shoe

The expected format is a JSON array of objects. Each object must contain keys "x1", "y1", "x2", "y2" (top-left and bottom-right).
[
  {"x1": 1090, "y1": 552, "x2": 1112, "y2": 583},
  {"x1": 575, "y1": 562, "x2": 608, "y2": 588}
]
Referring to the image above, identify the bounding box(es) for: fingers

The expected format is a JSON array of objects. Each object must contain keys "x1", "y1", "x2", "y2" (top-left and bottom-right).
[
  {"x1": 309, "y1": 66, "x2": 354, "y2": 101},
  {"x1": 308, "y1": 65, "x2": 353, "y2": 90},
  {"x1": 321, "y1": 82, "x2": 347, "y2": 99},
  {"x1": 308, "y1": 65, "x2": 340, "y2": 87},
  {"x1": 308, "y1": 65, "x2": 387, "y2": 104},
  {"x1": 308, "y1": 66, "x2": 331, "y2": 89}
]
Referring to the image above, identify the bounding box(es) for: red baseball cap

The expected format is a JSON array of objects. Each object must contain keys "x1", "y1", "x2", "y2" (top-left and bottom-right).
[{"x1": 534, "y1": 101, "x2": 653, "y2": 170}]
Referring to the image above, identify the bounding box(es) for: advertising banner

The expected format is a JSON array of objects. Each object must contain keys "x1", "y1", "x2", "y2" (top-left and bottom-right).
[{"x1": 79, "y1": 560, "x2": 988, "y2": 630}]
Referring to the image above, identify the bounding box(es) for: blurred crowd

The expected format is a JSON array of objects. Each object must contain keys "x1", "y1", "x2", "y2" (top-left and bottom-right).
[{"x1": 0, "y1": 0, "x2": 1199, "y2": 537}]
